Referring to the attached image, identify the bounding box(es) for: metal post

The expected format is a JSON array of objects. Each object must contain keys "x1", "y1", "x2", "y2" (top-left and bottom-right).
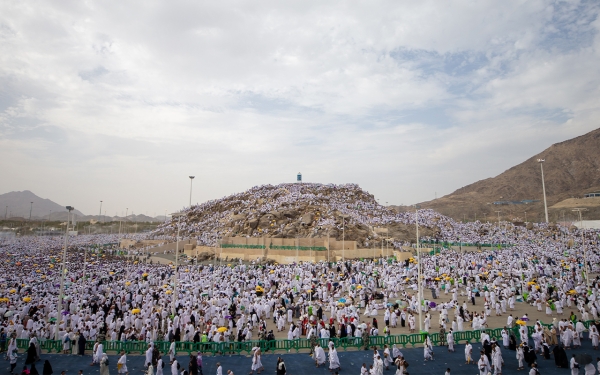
[
  {"x1": 189, "y1": 176, "x2": 195, "y2": 207},
  {"x1": 327, "y1": 230, "x2": 330, "y2": 263},
  {"x1": 538, "y1": 159, "x2": 549, "y2": 223},
  {"x1": 56, "y1": 206, "x2": 73, "y2": 340},
  {"x1": 342, "y1": 217, "x2": 345, "y2": 262},
  {"x1": 416, "y1": 207, "x2": 422, "y2": 332},
  {"x1": 99, "y1": 201, "x2": 103, "y2": 222},
  {"x1": 171, "y1": 213, "x2": 184, "y2": 316},
  {"x1": 29, "y1": 202, "x2": 33, "y2": 222},
  {"x1": 573, "y1": 209, "x2": 589, "y2": 286}
]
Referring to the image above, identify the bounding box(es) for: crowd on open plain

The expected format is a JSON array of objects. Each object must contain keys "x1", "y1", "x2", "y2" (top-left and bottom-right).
[{"x1": 1, "y1": 184, "x2": 600, "y2": 375}]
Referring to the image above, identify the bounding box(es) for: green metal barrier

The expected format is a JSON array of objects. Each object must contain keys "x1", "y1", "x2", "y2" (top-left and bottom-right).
[{"x1": 16, "y1": 320, "x2": 599, "y2": 356}]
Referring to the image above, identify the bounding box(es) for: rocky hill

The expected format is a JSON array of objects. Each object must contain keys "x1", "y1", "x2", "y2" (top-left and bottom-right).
[
  {"x1": 153, "y1": 183, "x2": 445, "y2": 248},
  {"x1": 419, "y1": 127, "x2": 600, "y2": 222},
  {"x1": 0, "y1": 190, "x2": 85, "y2": 219}
]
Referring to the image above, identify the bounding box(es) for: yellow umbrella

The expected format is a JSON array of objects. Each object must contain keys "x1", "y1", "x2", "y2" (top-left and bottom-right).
[
  {"x1": 270, "y1": 270, "x2": 275, "y2": 274},
  {"x1": 109, "y1": 272, "x2": 115, "y2": 275},
  {"x1": 9, "y1": 289, "x2": 16, "y2": 294},
  {"x1": 142, "y1": 273, "x2": 148, "y2": 277},
  {"x1": 0, "y1": 297, "x2": 9, "y2": 303},
  {"x1": 49, "y1": 264, "x2": 54, "y2": 268},
  {"x1": 131, "y1": 308, "x2": 141, "y2": 314},
  {"x1": 515, "y1": 320, "x2": 526, "y2": 326},
  {"x1": 165, "y1": 290, "x2": 172, "y2": 294},
  {"x1": 217, "y1": 327, "x2": 227, "y2": 333},
  {"x1": 23, "y1": 297, "x2": 31, "y2": 302},
  {"x1": 434, "y1": 277, "x2": 441, "y2": 281},
  {"x1": 125, "y1": 281, "x2": 131, "y2": 286},
  {"x1": 356, "y1": 285, "x2": 363, "y2": 289},
  {"x1": 36, "y1": 270, "x2": 41, "y2": 273},
  {"x1": 163, "y1": 284, "x2": 169, "y2": 288}
]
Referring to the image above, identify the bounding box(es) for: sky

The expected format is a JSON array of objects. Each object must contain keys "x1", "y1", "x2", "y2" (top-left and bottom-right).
[{"x1": 1, "y1": 0, "x2": 600, "y2": 217}]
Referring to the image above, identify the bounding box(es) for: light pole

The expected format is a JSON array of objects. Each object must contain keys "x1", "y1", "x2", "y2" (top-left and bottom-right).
[
  {"x1": 29, "y1": 201, "x2": 33, "y2": 222},
  {"x1": 342, "y1": 217, "x2": 345, "y2": 262},
  {"x1": 189, "y1": 176, "x2": 195, "y2": 207},
  {"x1": 99, "y1": 201, "x2": 103, "y2": 222},
  {"x1": 495, "y1": 211, "x2": 501, "y2": 226},
  {"x1": 56, "y1": 205, "x2": 74, "y2": 340},
  {"x1": 415, "y1": 206, "x2": 422, "y2": 332},
  {"x1": 572, "y1": 208, "x2": 589, "y2": 286},
  {"x1": 524, "y1": 211, "x2": 527, "y2": 223},
  {"x1": 171, "y1": 212, "x2": 184, "y2": 316},
  {"x1": 537, "y1": 159, "x2": 549, "y2": 223}
]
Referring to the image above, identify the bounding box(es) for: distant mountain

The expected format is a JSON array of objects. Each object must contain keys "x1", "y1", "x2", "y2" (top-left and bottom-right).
[
  {"x1": 0, "y1": 191, "x2": 85, "y2": 220},
  {"x1": 419, "y1": 127, "x2": 600, "y2": 221}
]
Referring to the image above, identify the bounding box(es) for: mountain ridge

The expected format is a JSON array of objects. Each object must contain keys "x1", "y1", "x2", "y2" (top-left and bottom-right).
[{"x1": 418, "y1": 127, "x2": 600, "y2": 221}]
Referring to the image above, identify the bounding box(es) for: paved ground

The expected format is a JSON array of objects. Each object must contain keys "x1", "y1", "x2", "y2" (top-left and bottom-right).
[{"x1": 7, "y1": 338, "x2": 597, "y2": 375}]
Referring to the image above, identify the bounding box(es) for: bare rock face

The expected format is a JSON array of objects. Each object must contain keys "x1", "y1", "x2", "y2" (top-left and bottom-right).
[
  {"x1": 301, "y1": 213, "x2": 314, "y2": 225},
  {"x1": 248, "y1": 219, "x2": 259, "y2": 229}
]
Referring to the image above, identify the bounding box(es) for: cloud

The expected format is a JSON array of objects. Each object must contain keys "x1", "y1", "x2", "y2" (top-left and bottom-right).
[{"x1": 0, "y1": 0, "x2": 599, "y2": 214}]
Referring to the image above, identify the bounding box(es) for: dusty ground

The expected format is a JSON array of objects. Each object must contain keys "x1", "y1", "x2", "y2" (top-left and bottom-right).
[{"x1": 147, "y1": 254, "x2": 568, "y2": 340}]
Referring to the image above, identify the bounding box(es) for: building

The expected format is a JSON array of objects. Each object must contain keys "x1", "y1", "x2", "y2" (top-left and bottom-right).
[{"x1": 584, "y1": 191, "x2": 600, "y2": 198}]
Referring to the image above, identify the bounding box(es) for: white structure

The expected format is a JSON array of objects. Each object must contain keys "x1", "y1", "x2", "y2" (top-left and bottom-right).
[
  {"x1": 297, "y1": 172, "x2": 302, "y2": 183},
  {"x1": 573, "y1": 220, "x2": 600, "y2": 229}
]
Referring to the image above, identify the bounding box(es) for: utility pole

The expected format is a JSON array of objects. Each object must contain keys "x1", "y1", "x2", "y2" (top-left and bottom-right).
[
  {"x1": 171, "y1": 212, "x2": 184, "y2": 316},
  {"x1": 415, "y1": 206, "x2": 422, "y2": 332},
  {"x1": 56, "y1": 205, "x2": 74, "y2": 340},
  {"x1": 573, "y1": 208, "x2": 589, "y2": 286}
]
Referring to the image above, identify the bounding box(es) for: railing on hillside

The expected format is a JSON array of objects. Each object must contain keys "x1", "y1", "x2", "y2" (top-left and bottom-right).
[
  {"x1": 220, "y1": 244, "x2": 266, "y2": 249},
  {"x1": 17, "y1": 320, "x2": 579, "y2": 356},
  {"x1": 269, "y1": 245, "x2": 327, "y2": 251}
]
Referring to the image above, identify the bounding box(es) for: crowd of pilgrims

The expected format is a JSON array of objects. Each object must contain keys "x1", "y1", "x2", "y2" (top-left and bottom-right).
[{"x1": 0, "y1": 183, "x2": 599, "y2": 374}]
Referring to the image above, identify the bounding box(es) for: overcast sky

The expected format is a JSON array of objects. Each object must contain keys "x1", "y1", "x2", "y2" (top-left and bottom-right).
[{"x1": 1, "y1": 0, "x2": 599, "y2": 217}]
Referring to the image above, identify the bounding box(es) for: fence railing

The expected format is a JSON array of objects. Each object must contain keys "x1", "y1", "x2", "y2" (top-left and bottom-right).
[
  {"x1": 16, "y1": 320, "x2": 580, "y2": 356},
  {"x1": 220, "y1": 244, "x2": 266, "y2": 249},
  {"x1": 269, "y1": 245, "x2": 327, "y2": 251}
]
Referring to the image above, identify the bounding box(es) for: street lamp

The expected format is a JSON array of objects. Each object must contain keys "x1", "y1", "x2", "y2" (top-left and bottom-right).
[
  {"x1": 56, "y1": 205, "x2": 74, "y2": 340},
  {"x1": 342, "y1": 216, "x2": 345, "y2": 262},
  {"x1": 524, "y1": 211, "x2": 527, "y2": 223},
  {"x1": 415, "y1": 205, "x2": 423, "y2": 332},
  {"x1": 29, "y1": 201, "x2": 33, "y2": 222},
  {"x1": 537, "y1": 159, "x2": 549, "y2": 223},
  {"x1": 572, "y1": 208, "x2": 589, "y2": 286},
  {"x1": 171, "y1": 212, "x2": 185, "y2": 316},
  {"x1": 189, "y1": 176, "x2": 195, "y2": 207},
  {"x1": 99, "y1": 201, "x2": 103, "y2": 223}
]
